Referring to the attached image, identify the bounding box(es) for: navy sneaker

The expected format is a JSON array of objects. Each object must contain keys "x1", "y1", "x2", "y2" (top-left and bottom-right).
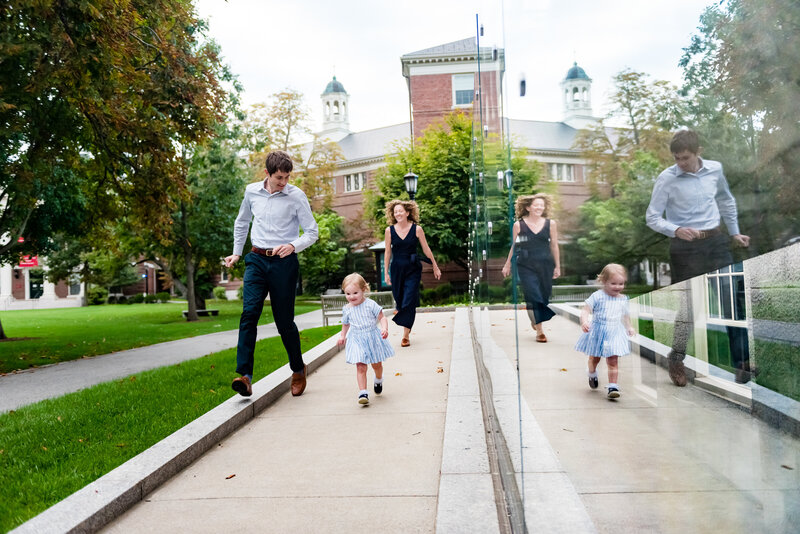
[
  {"x1": 589, "y1": 376, "x2": 599, "y2": 389},
  {"x1": 374, "y1": 382, "x2": 383, "y2": 395},
  {"x1": 607, "y1": 386, "x2": 620, "y2": 399},
  {"x1": 358, "y1": 393, "x2": 369, "y2": 405}
]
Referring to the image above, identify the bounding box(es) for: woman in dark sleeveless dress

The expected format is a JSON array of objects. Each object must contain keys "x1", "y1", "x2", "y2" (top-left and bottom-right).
[
  {"x1": 383, "y1": 200, "x2": 441, "y2": 347},
  {"x1": 502, "y1": 194, "x2": 561, "y2": 342}
]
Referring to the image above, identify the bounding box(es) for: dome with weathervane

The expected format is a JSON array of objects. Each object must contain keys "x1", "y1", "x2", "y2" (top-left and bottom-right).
[
  {"x1": 323, "y1": 76, "x2": 346, "y2": 95},
  {"x1": 565, "y1": 62, "x2": 591, "y2": 81}
]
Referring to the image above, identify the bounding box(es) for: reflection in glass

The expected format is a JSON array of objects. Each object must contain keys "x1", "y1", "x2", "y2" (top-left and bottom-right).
[{"x1": 464, "y1": 0, "x2": 800, "y2": 531}]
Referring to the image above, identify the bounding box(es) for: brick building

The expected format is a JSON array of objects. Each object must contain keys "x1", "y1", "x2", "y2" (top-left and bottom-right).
[{"x1": 317, "y1": 38, "x2": 602, "y2": 290}]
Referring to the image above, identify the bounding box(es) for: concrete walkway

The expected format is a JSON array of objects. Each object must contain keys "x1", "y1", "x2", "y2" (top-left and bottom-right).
[
  {"x1": 9, "y1": 307, "x2": 799, "y2": 533},
  {"x1": 486, "y1": 309, "x2": 800, "y2": 534},
  {"x1": 102, "y1": 312, "x2": 456, "y2": 533},
  {"x1": 0, "y1": 310, "x2": 325, "y2": 413}
]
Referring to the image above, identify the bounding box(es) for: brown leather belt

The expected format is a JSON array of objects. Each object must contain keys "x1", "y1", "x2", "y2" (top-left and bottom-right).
[
  {"x1": 251, "y1": 246, "x2": 276, "y2": 256},
  {"x1": 696, "y1": 226, "x2": 722, "y2": 239}
]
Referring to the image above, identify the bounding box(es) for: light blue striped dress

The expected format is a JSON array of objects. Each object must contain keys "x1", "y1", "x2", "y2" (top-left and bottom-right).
[
  {"x1": 343, "y1": 298, "x2": 395, "y2": 365},
  {"x1": 574, "y1": 290, "x2": 630, "y2": 357}
]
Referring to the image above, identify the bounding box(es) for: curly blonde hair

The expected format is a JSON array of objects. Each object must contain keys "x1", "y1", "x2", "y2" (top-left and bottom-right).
[
  {"x1": 597, "y1": 263, "x2": 628, "y2": 284},
  {"x1": 514, "y1": 193, "x2": 552, "y2": 219},
  {"x1": 341, "y1": 272, "x2": 370, "y2": 293},
  {"x1": 385, "y1": 199, "x2": 420, "y2": 225}
]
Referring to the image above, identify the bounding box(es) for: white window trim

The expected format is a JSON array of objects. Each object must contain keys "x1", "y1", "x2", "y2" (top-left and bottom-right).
[
  {"x1": 452, "y1": 74, "x2": 474, "y2": 108},
  {"x1": 344, "y1": 172, "x2": 365, "y2": 193},
  {"x1": 705, "y1": 267, "x2": 747, "y2": 328}
]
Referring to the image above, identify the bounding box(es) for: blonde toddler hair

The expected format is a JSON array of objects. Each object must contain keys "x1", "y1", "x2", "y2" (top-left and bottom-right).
[
  {"x1": 341, "y1": 272, "x2": 370, "y2": 293},
  {"x1": 597, "y1": 263, "x2": 628, "y2": 285}
]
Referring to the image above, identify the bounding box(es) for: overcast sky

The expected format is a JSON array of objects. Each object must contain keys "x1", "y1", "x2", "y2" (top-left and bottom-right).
[{"x1": 195, "y1": 0, "x2": 711, "y2": 133}]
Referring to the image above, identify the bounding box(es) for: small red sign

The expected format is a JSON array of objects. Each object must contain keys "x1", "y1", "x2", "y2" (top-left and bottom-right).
[
  {"x1": 17, "y1": 236, "x2": 24, "y2": 243},
  {"x1": 19, "y1": 255, "x2": 38, "y2": 268}
]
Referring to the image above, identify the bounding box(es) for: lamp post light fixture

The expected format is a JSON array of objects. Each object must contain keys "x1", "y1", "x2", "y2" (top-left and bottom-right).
[{"x1": 404, "y1": 171, "x2": 418, "y2": 200}]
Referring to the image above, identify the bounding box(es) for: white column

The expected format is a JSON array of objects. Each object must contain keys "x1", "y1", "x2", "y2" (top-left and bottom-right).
[
  {"x1": 39, "y1": 264, "x2": 58, "y2": 301},
  {"x1": 1, "y1": 264, "x2": 13, "y2": 299},
  {"x1": 0, "y1": 264, "x2": 13, "y2": 310}
]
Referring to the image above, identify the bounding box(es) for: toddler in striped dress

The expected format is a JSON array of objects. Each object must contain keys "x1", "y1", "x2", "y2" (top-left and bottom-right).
[
  {"x1": 575, "y1": 264, "x2": 636, "y2": 399},
  {"x1": 337, "y1": 273, "x2": 395, "y2": 405}
]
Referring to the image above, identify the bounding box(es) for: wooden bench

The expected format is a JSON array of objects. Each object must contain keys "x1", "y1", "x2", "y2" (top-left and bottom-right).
[
  {"x1": 182, "y1": 309, "x2": 219, "y2": 318},
  {"x1": 320, "y1": 290, "x2": 395, "y2": 327}
]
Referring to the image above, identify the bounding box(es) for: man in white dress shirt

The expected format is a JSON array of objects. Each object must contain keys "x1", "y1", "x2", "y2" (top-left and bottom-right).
[
  {"x1": 224, "y1": 150, "x2": 318, "y2": 397},
  {"x1": 646, "y1": 129, "x2": 750, "y2": 386}
]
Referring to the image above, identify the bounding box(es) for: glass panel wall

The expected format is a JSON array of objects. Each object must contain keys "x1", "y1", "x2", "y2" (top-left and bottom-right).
[{"x1": 467, "y1": 1, "x2": 799, "y2": 531}]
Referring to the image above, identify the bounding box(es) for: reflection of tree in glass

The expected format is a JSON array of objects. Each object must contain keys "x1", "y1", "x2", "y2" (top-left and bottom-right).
[{"x1": 680, "y1": 0, "x2": 800, "y2": 254}]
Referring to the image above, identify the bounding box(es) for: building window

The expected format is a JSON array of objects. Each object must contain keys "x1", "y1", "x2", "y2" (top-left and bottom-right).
[
  {"x1": 69, "y1": 274, "x2": 81, "y2": 296},
  {"x1": 220, "y1": 269, "x2": 229, "y2": 283},
  {"x1": 452, "y1": 74, "x2": 474, "y2": 107},
  {"x1": 706, "y1": 263, "x2": 746, "y2": 323},
  {"x1": 345, "y1": 172, "x2": 365, "y2": 192},
  {"x1": 548, "y1": 163, "x2": 574, "y2": 182}
]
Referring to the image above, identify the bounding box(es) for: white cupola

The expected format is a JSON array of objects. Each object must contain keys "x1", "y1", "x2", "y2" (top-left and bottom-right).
[
  {"x1": 320, "y1": 76, "x2": 351, "y2": 141},
  {"x1": 560, "y1": 62, "x2": 595, "y2": 129}
]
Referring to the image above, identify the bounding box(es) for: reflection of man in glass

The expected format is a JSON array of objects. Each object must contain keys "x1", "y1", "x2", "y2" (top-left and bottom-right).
[{"x1": 646, "y1": 129, "x2": 750, "y2": 386}]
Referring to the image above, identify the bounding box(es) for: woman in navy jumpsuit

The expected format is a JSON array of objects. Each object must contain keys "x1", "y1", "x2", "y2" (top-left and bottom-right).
[{"x1": 384, "y1": 200, "x2": 441, "y2": 347}]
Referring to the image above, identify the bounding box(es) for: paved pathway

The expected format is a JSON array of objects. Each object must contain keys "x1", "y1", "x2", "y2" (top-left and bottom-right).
[
  {"x1": 0, "y1": 310, "x2": 327, "y2": 413},
  {"x1": 102, "y1": 313, "x2": 456, "y2": 534},
  {"x1": 8, "y1": 307, "x2": 799, "y2": 533},
  {"x1": 487, "y1": 310, "x2": 800, "y2": 534}
]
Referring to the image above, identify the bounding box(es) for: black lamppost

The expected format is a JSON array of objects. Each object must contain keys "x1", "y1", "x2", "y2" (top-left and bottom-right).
[{"x1": 404, "y1": 171, "x2": 418, "y2": 200}]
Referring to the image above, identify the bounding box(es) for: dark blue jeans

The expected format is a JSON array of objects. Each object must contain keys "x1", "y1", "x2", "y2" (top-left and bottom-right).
[{"x1": 236, "y1": 252, "x2": 303, "y2": 377}]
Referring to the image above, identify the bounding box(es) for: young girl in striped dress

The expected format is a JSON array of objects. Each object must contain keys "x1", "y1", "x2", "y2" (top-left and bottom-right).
[
  {"x1": 337, "y1": 273, "x2": 395, "y2": 405},
  {"x1": 575, "y1": 264, "x2": 636, "y2": 399}
]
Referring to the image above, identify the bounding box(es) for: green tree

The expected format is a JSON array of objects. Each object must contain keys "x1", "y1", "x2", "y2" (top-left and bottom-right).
[
  {"x1": 575, "y1": 151, "x2": 670, "y2": 284},
  {"x1": 573, "y1": 70, "x2": 685, "y2": 283},
  {"x1": 241, "y1": 91, "x2": 343, "y2": 210},
  {"x1": 298, "y1": 211, "x2": 348, "y2": 295},
  {"x1": 365, "y1": 112, "x2": 540, "y2": 273},
  {"x1": 134, "y1": 125, "x2": 249, "y2": 319},
  {"x1": 680, "y1": 0, "x2": 800, "y2": 254},
  {"x1": 0, "y1": 0, "x2": 228, "y2": 260},
  {"x1": 44, "y1": 229, "x2": 138, "y2": 306}
]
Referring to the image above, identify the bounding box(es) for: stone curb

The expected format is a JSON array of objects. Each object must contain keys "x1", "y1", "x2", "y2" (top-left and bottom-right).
[
  {"x1": 436, "y1": 307, "x2": 500, "y2": 533},
  {"x1": 10, "y1": 337, "x2": 342, "y2": 534}
]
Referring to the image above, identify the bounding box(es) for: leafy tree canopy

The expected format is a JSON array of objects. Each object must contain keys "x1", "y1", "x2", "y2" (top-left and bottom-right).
[
  {"x1": 0, "y1": 0, "x2": 229, "y2": 262},
  {"x1": 366, "y1": 112, "x2": 541, "y2": 271}
]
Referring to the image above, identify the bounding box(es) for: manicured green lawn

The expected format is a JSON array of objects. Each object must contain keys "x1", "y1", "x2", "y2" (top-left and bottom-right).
[
  {"x1": 0, "y1": 301, "x2": 320, "y2": 373},
  {"x1": 0, "y1": 325, "x2": 339, "y2": 533}
]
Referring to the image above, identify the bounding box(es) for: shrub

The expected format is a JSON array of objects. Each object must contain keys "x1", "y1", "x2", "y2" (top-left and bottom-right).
[
  {"x1": 212, "y1": 286, "x2": 228, "y2": 300},
  {"x1": 129, "y1": 293, "x2": 145, "y2": 304},
  {"x1": 87, "y1": 287, "x2": 108, "y2": 306},
  {"x1": 419, "y1": 288, "x2": 436, "y2": 306},
  {"x1": 144, "y1": 294, "x2": 158, "y2": 303},
  {"x1": 156, "y1": 292, "x2": 170, "y2": 303}
]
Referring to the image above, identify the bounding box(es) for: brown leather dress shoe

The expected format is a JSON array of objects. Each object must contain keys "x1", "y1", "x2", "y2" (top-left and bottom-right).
[
  {"x1": 668, "y1": 359, "x2": 688, "y2": 387},
  {"x1": 231, "y1": 375, "x2": 252, "y2": 397},
  {"x1": 536, "y1": 333, "x2": 547, "y2": 343},
  {"x1": 291, "y1": 364, "x2": 307, "y2": 396}
]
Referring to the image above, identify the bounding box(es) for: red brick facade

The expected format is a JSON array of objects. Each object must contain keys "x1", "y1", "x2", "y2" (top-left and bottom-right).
[{"x1": 410, "y1": 71, "x2": 501, "y2": 139}]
